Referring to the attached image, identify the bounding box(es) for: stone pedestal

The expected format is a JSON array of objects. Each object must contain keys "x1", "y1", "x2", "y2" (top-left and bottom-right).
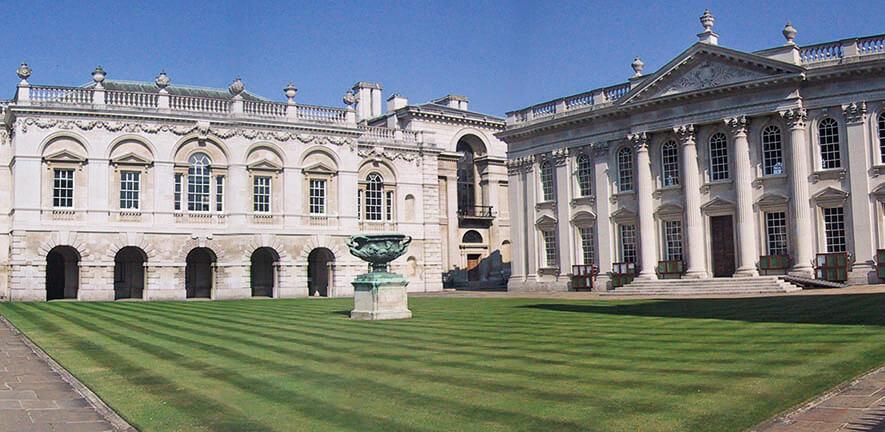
[{"x1": 350, "y1": 272, "x2": 412, "y2": 320}]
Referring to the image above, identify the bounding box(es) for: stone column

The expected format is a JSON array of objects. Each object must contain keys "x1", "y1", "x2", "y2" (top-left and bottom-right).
[
  {"x1": 629, "y1": 132, "x2": 657, "y2": 280},
  {"x1": 523, "y1": 159, "x2": 538, "y2": 277},
  {"x1": 592, "y1": 144, "x2": 613, "y2": 289},
  {"x1": 843, "y1": 102, "x2": 875, "y2": 283},
  {"x1": 506, "y1": 161, "x2": 525, "y2": 284},
  {"x1": 726, "y1": 116, "x2": 759, "y2": 276},
  {"x1": 445, "y1": 174, "x2": 460, "y2": 275},
  {"x1": 781, "y1": 108, "x2": 814, "y2": 276},
  {"x1": 674, "y1": 125, "x2": 708, "y2": 278},
  {"x1": 553, "y1": 148, "x2": 573, "y2": 276}
]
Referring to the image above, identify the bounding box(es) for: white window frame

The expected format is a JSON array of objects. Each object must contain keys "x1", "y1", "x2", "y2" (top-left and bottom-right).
[
  {"x1": 187, "y1": 153, "x2": 211, "y2": 212},
  {"x1": 539, "y1": 161, "x2": 554, "y2": 202},
  {"x1": 818, "y1": 117, "x2": 841, "y2": 170},
  {"x1": 822, "y1": 206, "x2": 846, "y2": 253},
  {"x1": 309, "y1": 178, "x2": 326, "y2": 215},
  {"x1": 52, "y1": 168, "x2": 75, "y2": 209},
  {"x1": 215, "y1": 175, "x2": 225, "y2": 212},
  {"x1": 119, "y1": 170, "x2": 140, "y2": 210},
  {"x1": 577, "y1": 226, "x2": 595, "y2": 265},
  {"x1": 617, "y1": 147, "x2": 634, "y2": 192},
  {"x1": 878, "y1": 112, "x2": 885, "y2": 165},
  {"x1": 709, "y1": 132, "x2": 730, "y2": 181},
  {"x1": 761, "y1": 125, "x2": 784, "y2": 176},
  {"x1": 575, "y1": 154, "x2": 593, "y2": 197},
  {"x1": 765, "y1": 211, "x2": 789, "y2": 256},
  {"x1": 364, "y1": 173, "x2": 384, "y2": 221},
  {"x1": 662, "y1": 219, "x2": 683, "y2": 261},
  {"x1": 253, "y1": 175, "x2": 272, "y2": 213},
  {"x1": 661, "y1": 140, "x2": 679, "y2": 187},
  {"x1": 541, "y1": 229, "x2": 557, "y2": 268},
  {"x1": 618, "y1": 223, "x2": 637, "y2": 263}
]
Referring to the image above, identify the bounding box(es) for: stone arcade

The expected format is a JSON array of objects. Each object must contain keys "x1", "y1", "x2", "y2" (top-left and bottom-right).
[
  {"x1": 0, "y1": 68, "x2": 510, "y2": 301},
  {"x1": 501, "y1": 11, "x2": 885, "y2": 291}
]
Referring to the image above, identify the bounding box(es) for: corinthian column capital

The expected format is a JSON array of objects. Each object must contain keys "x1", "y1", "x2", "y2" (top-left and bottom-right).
[
  {"x1": 779, "y1": 108, "x2": 807, "y2": 130},
  {"x1": 842, "y1": 101, "x2": 867, "y2": 124},
  {"x1": 673, "y1": 124, "x2": 696, "y2": 145},
  {"x1": 551, "y1": 148, "x2": 569, "y2": 166},
  {"x1": 628, "y1": 132, "x2": 649, "y2": 152},
  {"x1": 725, "y1": 116, "x2": 749, "y2": 137}
]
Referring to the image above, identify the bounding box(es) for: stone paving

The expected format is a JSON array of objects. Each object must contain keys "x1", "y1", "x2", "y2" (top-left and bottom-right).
[
  {"x1": 753, "y1": 365, "x2": 885, "y2": 431},
  {"x1": 0, "y1": 317, "x2": 131, "y2": 432}
]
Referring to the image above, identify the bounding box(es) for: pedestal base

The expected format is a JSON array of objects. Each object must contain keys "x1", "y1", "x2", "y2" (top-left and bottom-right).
[{"x1": 351, "y1": 272, "x2": 412, "y2": 320}]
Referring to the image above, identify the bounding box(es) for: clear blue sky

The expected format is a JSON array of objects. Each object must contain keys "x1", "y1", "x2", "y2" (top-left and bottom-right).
[{"x1": 4, "y1": 0, "x2": 883, "y2": 115}]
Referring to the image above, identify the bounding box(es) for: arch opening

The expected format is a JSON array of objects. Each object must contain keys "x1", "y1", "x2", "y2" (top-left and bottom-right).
[
  {"x1": 185, "y1": 247, "x2": 216, "y2": 299},
  {"x1": 455, "y1": 138, "x2": 482, "y2": 214},
  {"x1": 114, "y1": 247, "x2": 147, "y2": 300},
  {"x1": 307, "y1": 248, "x2": 335, "y2": 297},
  {"x1": 46, "y1": 246, "x2": 80, "y2": 300},
  {"x1": 251, "y1": 247, "x2": 280, "y2": 298}
]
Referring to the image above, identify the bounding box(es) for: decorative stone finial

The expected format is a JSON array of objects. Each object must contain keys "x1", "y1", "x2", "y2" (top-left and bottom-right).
[
  {"x1": 91, "y1": 66, "x2": 106, "y2": 86},
  {"x1": 228, "y1": 77, "x2": 245, "y2": 96},
  {"x1": 700, "y1": 9, "x2": 715, "y2": 32},
  {"x1": 631, "y1": 57, "x2": 644, "y2": 76},
  {"x1": 16, "y1": 63, "x2": 32, "y2": 83},
  {"x1": 697, "y1": 9, "x2": 719, "y2": 45},
  {"x1": 284, "y1": 83, "x2": 297, "y2": 103},
  {"x1": 783, "y1": 22, "x2": 797, "y2": 45},
  {"x1": 155, "y1": 71, "x2": 171, "y2": 90},
  {"x1": 343, "y1": 89, "x2": 357, "y2": 107}
]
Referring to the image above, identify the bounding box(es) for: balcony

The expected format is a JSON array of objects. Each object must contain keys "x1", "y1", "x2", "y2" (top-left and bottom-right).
[{"x1": 457, "y1": 206, "x2": 495, "y2": 223}]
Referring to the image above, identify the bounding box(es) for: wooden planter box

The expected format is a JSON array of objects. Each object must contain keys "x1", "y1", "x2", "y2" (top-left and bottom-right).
[
  {"x1": 656, "y1": 260, "x2": 684, "y2": 279},
  {"x1": 611, "y1": 262, "x2": 636, "y2": 288},
  {"x1": 815, "y1": 252, "x2": 849, "y2": 282},
  {"x1": 759, "y1": 255, "x2": 790, "y2": 275},
  {"x1": 571, "y1": 264, "x2": 598, "y2": 291}
]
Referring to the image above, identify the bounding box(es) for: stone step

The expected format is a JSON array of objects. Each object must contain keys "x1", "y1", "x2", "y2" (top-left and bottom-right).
[{"x1": 601, "y1": 276, "x2": 801, "y2": 296}]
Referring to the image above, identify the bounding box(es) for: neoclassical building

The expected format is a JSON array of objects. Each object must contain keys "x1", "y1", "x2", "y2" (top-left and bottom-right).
[
  {"x1": 501, "y1": 11, "x2": 885, "y2": 291},
  {"x1": 0, "y1": 67, "x2": 508, "y2": 301}
]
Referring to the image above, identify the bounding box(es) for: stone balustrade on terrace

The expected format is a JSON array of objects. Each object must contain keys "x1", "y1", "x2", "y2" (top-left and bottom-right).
[{"x1": 505, "y1": 33, "x2": 885, "y2": 128}]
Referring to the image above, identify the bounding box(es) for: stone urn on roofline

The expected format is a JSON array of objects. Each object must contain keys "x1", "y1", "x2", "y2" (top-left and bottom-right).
[{"x1": 347, "y1": 233, "x2": 413, "y2": 320}]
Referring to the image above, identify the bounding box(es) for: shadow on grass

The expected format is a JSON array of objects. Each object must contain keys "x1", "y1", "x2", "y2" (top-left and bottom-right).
[{"x1": 521, "y1": 294, "x2": 885, "y2": 326}]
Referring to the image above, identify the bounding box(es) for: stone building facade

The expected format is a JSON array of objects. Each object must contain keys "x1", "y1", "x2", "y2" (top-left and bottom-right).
[
  {"x1": 0, "y1": 67, "x2": 507, "y2": 301},
  {"x1": 500, "y1": 11, "x2": 885, "y2": 291}
]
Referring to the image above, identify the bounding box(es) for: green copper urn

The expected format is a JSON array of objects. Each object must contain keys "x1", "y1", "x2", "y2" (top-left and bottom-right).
[{"x1": 347, "y1": 233, "x2": 413, "y2": 320}]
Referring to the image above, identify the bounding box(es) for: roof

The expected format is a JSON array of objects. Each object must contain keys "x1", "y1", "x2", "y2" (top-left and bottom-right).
[{"x1": 84, "y1": 80, "x2": 271, "y2": 102}]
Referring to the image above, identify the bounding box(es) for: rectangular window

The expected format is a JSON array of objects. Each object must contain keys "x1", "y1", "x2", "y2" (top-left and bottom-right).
[
  {"x1": 174, "y1": 173, "x2": 182, "y2": 211},
  {"x1": 215, "y1": 175, "x2": 225, "y2": 212},
  {"x1": 52, "y1": 169, "x2": 74, "y2": 208},
  {"x1": 540, "y1": 162, "x2": 555, "y2": 201},
  {"x1": 619, "y1": 224, "x2": 637, "y2": 264},
  {"x1": 253, "y1": 176, "x2": 271, "y2": 213},
  {"x1": 385, "y1": 191, "x2": 393, "y2": 221},
  {"x1": 357, "y1": 190, "x2": 362, "y2": 219},
  {"x1": 823, "y1": 207, "x2": 846, "y2": 253},
  {"x1": 709, "y1": 134, "x2": 730, "y2": 181},
  {"x1": 542, "y1": 230, "x2": 557, "y2": 267},
  {"x1": 578, "y1": 227, "x2": 595, "y2": 265},
  {"x1": 663, "y1": 220, "x2": 683, "y2": 261},
  {"x1": 119, "y1": 171, "x2": 140, "y2": 210},
  {"x1": 309, "y1": 179, "x2": 326, "y2": 215},
  {"x1": 765, "y1": 211, "x2": 789, "y2": 256}
]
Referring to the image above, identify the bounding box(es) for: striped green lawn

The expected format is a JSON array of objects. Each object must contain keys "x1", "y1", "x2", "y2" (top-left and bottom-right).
[{"x1": 2, "y1": 294, "x2": 885, "y2": 432}]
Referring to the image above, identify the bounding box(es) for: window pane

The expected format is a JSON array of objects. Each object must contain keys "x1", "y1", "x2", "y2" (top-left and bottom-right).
[
  {"x1": 661, "y1": 141, "x2": 679, "y2": 187},
  {"x1": 187, "y1": 153, "x2": 211, "y2": 212},
  {"x1": 540, "y1": 161, "x2": 554, "y2": 201},
  {"x1": 253, "y1": 176, "x2": 271, "y2": 213},
  {"x1": 663, "y1": 220, "x2": 683, "y2": 261},
  {"x1": 52, "y1": 169, "x2": 74, "y2": 208},
  {"x1": 762, "y1": 126, "x2": 784, "y2": 176},
  {"x1": 119, "y1": 171, "x2": 140, "y2": 210},
  {"x1": 309, "y1": 179, "x2": 326, "y2": 215},
  {"x1": 619, "y1": 224, "x2": 636, "y2": 263},
  {"x1": 819, "y1": 118, "x2": 841, "y2": 170},
  {"x1": 365, "y1": 173, "x2": 383, "y2": 221},
  {"x1": 542, "y1": 230, "x2": 557, "y2": 267},
  {"x1": 578, "y1": 227, "x2": 595, "y2": 265},
  {"x1": 878, "y1": 113, "x2": 885, "y2": 164},
  {"x1": 765, "y1": 212, "x2": 788, "y2": 255},
  {"x1": 823, "y1": 207, "x2": 846, "y2": 253},
  {"x1": 618, "y1": 148, "x2": 633, "y2": 191},
  {"x1": 709, "y1": 132, "x2": 729, "y2": 181}
]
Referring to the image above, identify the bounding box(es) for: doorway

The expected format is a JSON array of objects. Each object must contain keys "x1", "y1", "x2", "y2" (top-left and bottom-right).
[
  {"x1": 710, "y1": 215, "x2": 736, "y2": 277},
  {"x1": 114, "y1": 247, "x2": 147, "y2": 300},
  {"x1": 467, "y1": 254, "x2": 481, "y2": 282},
  {"x1": 185, "y1": 248, "x2": 215, "y2": 298},
  {"x1": 307, "y1": 248, "x2": 334, "y2": 297},
  {"x1": 46, "y1": 246, "x2": 80, "y2": 300},
  {"x1": 251, "y1": 247, "x2": 279, "y2": 297}
]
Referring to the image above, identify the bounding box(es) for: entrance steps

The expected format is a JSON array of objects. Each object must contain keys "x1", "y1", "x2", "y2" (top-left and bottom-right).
[{"x1": 600, "y1": 276, "x2": 802, "y2": 296}]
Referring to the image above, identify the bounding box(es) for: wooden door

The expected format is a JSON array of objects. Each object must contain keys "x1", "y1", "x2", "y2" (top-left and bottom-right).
[
  {"x1": 467, "y1": 254, "x2": 481, "y2": 281},
  {"x1": 710, "y1": 215, "x2": 736, "y2": 277}
]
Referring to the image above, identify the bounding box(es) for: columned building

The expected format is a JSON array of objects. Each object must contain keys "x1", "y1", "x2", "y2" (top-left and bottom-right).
[
  {"x1": 0, "y1": 67, "x2": 507, "y2": 301},
  {"x1": 500, "y1": 11, "x2": 885, "y2": 291}
]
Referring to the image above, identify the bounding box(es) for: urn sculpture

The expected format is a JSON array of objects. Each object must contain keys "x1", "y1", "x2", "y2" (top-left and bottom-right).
[{"x1": 347, "y1": 233, "x2": 413, "y2": 320}]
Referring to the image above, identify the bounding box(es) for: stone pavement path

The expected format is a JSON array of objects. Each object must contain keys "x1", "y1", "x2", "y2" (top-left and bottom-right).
[
  {"x1": 755, "y1": 366, "x2": 885, "y2": 432},
  {"x1": 0, "y1": 317, "x2": 132, "y2": 432}
]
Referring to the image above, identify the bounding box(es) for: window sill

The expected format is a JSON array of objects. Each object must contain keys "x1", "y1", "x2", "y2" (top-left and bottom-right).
[
  {"x1": 569, "y1": 196, "x2": 595, "y2": 208},
  {"x1": 535, "y1": 201, "x2": 556, "y2": 210},
  {"x1": 810, "y1": 168, "x2": 846, "y2": 183},
  {"x1": 538, "y1": 267, "x2": 560, "y2": 276}
]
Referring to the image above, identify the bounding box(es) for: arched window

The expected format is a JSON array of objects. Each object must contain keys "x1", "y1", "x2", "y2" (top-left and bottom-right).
[
  {"x1": 661, "y1": 140, "x2": 679, "y2": 187},
  {"x1": 539, "y1": 161, "x2": 554, "y2": 202},
  {"x1": 575, "y1": 154, "x2": 593, "y2": 197},
  {"x1": 819, "y1": 118, "x2": 841, "y2": 169},
  {"x1": 709, "y1": 132, "x2": 729, "y2": 181},
  {"x1": 187, "y1": 153, "x2": 211, "y2": 211},
  {"x1": 878, "y1": 113, "x2": 885, "y2": 164},
  {"x1": 761, "y1": 125, "x2": 784, "y2": 176},
  {"x1": 462, "y1": 230, "x2": 483, "y2": 243},
  {"x1": 364, "y1": 173, "x2": 383, "y2": 221},
  {"x1": 617, "y1": 147, "x2": 633, "y2": 192},
  {"x1": 456, "y1": 142, "x2": 476, "y2": 212}
]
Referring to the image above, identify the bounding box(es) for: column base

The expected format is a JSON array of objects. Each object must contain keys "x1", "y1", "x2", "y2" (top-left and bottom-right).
[
  {"x1": 847, "y1": 262, "x2": 877, "y2": 285},
  {"x1": 683, "y1": 270, "x2": 708, "y2": 279},
  {"x1": 635, "y1": 271, "x2": 658, "y2": 281},
  {"x1": 351, "y1": 272, "x2": 412, "y2": 321},
  {"x1": 788, "y1": 266, "x2": 814, "y2": 279},
  {"x1": 733, "y1": 267, "x2": 759, "y2": 278}
]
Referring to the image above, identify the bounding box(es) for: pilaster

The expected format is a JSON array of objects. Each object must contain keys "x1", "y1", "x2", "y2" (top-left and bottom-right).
[
  {"x1": 592, "y1": 144, "x2": 613, "y2": 289},
  {"x1": 553, "y1": 149, "x2": 573, "y2": 278}
]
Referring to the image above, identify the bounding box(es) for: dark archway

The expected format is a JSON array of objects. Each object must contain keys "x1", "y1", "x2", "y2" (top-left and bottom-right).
[
  {"x1": 251, "y1": 247, "x2": 279, "y2": 297},
  {"x1": 307, "y1": 248, "x2": 334, "y2": 297},
  {"x1": 114, "y1": 247, "x2": 147, "y2": 300},
  {"x1": 46, "y1": 246, "x2": 80, "y2": 300},
  {"x1": 185, "y1": 247, "x2": 216, "y2": 299}
]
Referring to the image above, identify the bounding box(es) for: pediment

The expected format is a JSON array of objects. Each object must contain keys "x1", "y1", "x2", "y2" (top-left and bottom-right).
[
  {"x1": 570, "y1": 210, "x2": 596, "y2": 225},
  {"x1": 43, "y1": 149, "x2": 86, "y2": 163},
  {"x1": 610, "y1": 208, "x2": 637, "y2": 222},
  {"x1": 755, "y1": 192, "x2": 789, "y2": 208},
  {"x1": 700, "y1": 196, "x2": 735, "y2": 212},
  {"x1": 873, "y1": 183, "x2": 885, "y2": 199},
  {"x1": 812, "y1": 187, "x2": 849, "y2": 204},
  {"x1": 247, "y1": 158, "x2": 283, "y2": 171},
  {"x1": 111, "y1": 152, "x2": 152, "y2": 166},
  {"x1": 535, "y1": 214, "x2": 557, "y2": 227},
  {"x1": 654, "y1": 202, "x2": 684, "y2": 216},
  {"x1": 621, "y1": 44, "x2": 803, "y2": 104},
  {"x1": 302, "y1": 161, "x2": 336, "y2": 174}
]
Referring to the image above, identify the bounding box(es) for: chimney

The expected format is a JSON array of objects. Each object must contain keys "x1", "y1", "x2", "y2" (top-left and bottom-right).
[
  {"x1": 352, "y1": 81, "x2": 383, "y2": 121},
  {"x1": 387, "y1": 93, "x2": 408, "y2": 112},
  {"x1": 436, "y1": 94, "x2": 469, "y2": 111}
]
